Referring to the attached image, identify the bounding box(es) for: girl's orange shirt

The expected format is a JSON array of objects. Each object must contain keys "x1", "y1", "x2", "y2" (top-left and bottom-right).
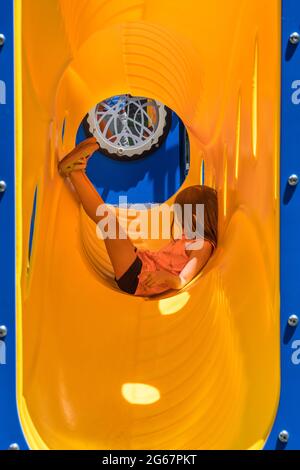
[{"x1": 135, "y1": 238, "x2": 210, "y2": 296}]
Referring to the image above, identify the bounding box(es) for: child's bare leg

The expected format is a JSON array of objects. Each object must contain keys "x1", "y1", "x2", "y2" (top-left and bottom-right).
[{"x1": 69, "y1": 170, "x2": 137, "y2": 279}]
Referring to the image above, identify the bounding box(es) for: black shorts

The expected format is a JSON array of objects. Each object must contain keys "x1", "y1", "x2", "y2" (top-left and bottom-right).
[{"x1": 115, "y1": 256, "x2": 143, "y2": 294}]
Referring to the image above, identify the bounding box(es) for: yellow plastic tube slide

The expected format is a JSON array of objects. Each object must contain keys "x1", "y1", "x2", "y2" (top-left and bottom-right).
[{"x1": 16, "y1": 0, "x2": 280, "y2": 449}]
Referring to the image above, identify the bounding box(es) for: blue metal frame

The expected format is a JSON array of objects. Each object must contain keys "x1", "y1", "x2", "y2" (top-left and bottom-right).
[
  {"x1": 264, "y1": 0, "x2": 300, "y2": 450},
  {"x1": 0, "y1": 0, "x2": 300, "y2": 451},
  {"x1": 0, "y1": 0, "x2": 28, "y2": 450}
]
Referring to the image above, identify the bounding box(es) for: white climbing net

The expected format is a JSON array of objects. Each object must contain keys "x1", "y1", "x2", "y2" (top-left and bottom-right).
[{"x1": 87, "y1": 95, "x2": 168, "y2": 158}]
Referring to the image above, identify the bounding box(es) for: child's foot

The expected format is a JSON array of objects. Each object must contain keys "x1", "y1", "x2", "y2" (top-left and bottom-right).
[{"x1": 58, "y1": 137, "x2": 99, "y2": 177}]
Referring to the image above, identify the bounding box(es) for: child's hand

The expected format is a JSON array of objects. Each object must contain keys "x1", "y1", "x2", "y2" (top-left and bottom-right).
[
  {"x1": 142, "y1": 270, "x2": 182, "y2": 290},
  {"x1": 142, "y1": 271, "x2": 170, "y2": 289}
]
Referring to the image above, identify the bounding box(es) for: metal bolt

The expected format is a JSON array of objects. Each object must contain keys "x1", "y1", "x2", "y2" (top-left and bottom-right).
[
  {"x1": 8, "y1": 443, "x2": 20, "y2": 450},
  {"x1": 278, "y1": 430, "x2": 289, "y2": 443},
  {"x1": 117, "y1": 148, "x2": 124, "y2": 155},
  {"x1": 0, "y1": 325, "x2": 7, "y2": 338},
  {"x1": 288, "y1": 174, "x2": 299, "y2": 186},
  {"x1": 289, "y1": 32, "x2": 300, "y2": 45},
  {"x1": 288, "y1": 314, "x2": 299, "y2": 327},
  {"x1": 0, "y1": 34, "x2": 5, "y2": 46},
  {"x1": 0, "y1": 180, "x2": 7, "y2": 192}
]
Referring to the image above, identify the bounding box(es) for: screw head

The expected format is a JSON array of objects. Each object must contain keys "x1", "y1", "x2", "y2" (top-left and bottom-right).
[
  {"x1": 8, "y1": 443, "x2": 20, "y2": 450},
  {"x1": 278, "y1": 430, "x2": 289, "y2": 443},
  {"x1": 289, "y1": 32, "x2": 300, "y2": 45},
  {"x1": 288, "y1": 314, "x2": 299, "y2": 327},
  {"x1": 0, "y1": 180, "x2": 7, "y2": 192},
  {"x1": 288, "y1": 174, "x2": 299, "y2": 186},
  {"x1": 0, "y1": 325, "x2": 7, "y2": 338},
  {"x1": 117, "y1": 147, "x2": 124, "y2": 155},
  {"x1": 0, "y1": 33, "x2": 5, "y2": 46}
]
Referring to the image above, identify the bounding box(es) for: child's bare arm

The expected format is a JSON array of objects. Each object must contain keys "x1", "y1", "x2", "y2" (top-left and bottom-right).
[
  {"x1": 143, "y1": 241, "x2": 213, "y2": 290},
  {"x1": 177, "y1": 240, "x2": 213, "y2": 287}
]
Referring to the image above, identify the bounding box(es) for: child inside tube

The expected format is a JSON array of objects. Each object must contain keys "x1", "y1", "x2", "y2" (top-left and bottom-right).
[{"x1": 58, "y1": 138, "x2": 218, "y2": 296}]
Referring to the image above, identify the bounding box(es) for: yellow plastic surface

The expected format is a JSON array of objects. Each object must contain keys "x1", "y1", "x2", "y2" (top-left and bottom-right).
[{"x1": 16, "y1": 0, "x2": 281, "y2": 449}]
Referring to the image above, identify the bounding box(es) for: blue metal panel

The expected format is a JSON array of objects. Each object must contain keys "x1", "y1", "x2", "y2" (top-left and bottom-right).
[
  {"x1": 0, "y1": 0, "x2": 28, "y2": 450},
  {"x1": 265, "y1": 0, "x2": 300, "y2": 450}
]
